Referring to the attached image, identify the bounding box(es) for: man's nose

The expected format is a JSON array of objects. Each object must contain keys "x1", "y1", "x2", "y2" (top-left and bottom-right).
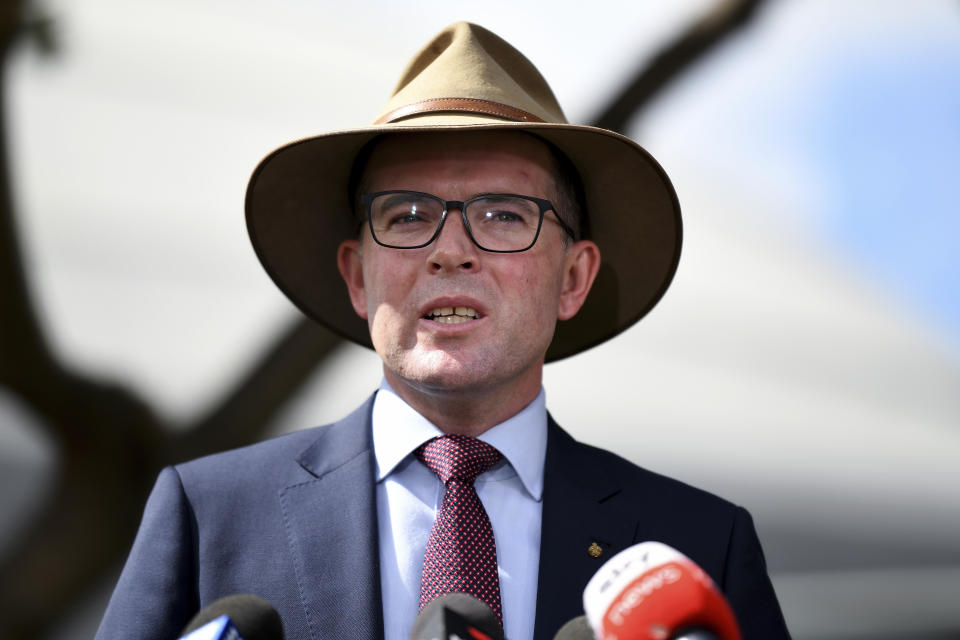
[{"x1": 427, "y1": 209, "x2": 479, "y2": 273}]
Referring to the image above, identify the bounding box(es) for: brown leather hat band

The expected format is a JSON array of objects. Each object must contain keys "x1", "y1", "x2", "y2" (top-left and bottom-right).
[{"x1": 374, "y1": 97, "x2": 546, "y2": 124}]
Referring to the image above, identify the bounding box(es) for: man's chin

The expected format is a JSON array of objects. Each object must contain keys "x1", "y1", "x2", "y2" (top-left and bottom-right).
[{"x1": 386, "y1": 348, "x2": 493, "y2": 392}]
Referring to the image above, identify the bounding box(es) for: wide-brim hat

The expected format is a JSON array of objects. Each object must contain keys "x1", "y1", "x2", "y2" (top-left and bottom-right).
[{"x1": 246, "y1": 21, "x2": 681, "y2": 362}]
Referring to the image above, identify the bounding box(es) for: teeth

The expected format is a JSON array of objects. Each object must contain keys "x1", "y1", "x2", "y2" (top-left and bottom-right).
[{"x1": 427, "y1": 306, "x2": 479, "y2": 323}]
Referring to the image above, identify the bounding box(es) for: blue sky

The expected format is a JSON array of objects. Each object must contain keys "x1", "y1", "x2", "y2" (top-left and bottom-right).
[
  {"x1": 636, "y1": 3, "x2": 960, "y2": 349},
  {"x1": 812, "y1": 43, "x2": 960, "y2": 336}
]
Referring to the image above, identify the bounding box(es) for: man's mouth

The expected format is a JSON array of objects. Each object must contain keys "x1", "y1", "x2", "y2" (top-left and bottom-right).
[{"x1": 425, "y1": 306, "x2": 480, "y2": 324}]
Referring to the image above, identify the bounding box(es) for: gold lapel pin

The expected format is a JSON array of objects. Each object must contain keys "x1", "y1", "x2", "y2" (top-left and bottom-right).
[{"x1": 587, "y1": 542, "x2": 603, "y2": 558}]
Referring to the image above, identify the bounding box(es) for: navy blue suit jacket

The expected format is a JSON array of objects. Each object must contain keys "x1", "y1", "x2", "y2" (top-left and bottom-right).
[{"x1": 95, "y1": 396, "x2": 789, "y2": 640}]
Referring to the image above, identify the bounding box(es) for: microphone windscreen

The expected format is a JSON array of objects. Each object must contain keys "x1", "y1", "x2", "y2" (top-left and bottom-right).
[
  {"x1": 181, "y1": 594, "x2": 283, "y2": 640},
  {"x1": 553, "y1": 615, "x2": 596, "y2": 639},
  {"x1": 410, "y1": 593, "x2": 505, "y2": 640},
  {"x1": 583, "y1": 541, "x2": 740, "y2": 640}
]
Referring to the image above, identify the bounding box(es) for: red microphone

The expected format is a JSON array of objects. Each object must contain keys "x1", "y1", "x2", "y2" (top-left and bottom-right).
[{"x1": 582, "y1": 542, "x2": 741, "y2": 640}]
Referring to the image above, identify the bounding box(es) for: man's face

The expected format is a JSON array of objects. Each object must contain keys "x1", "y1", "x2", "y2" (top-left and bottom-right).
[{"x1": 337, "y1": 131, "x2": 599, "y2": 403}]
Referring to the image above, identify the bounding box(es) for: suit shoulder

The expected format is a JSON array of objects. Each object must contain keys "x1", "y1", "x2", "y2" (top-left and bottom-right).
[
  {"x1": 177, "y1": 426, "x2": 325, "y2": 474},
  {"x1": 559, "y1": 433, "x2": 740, "y2": 518},
  {"x1": 173, "y1": 395, "x2": 375, "y2": 486},
  {"x1": 165, "y1": 428, "x2": 329, "y2": 510}
]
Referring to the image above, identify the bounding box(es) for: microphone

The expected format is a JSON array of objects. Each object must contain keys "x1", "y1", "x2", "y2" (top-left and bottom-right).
[
  {"x1": 550, "y1": 616, "x2": 715, "y2": 640},
  {"x1": 410, "y1": 593, "x2": 505, "y2": 640},
  {"x1": 178, "y1": 594, "x2": 284, "y2": 640},
  {"x1": 582, "y1": 541, "x2": 740, "y2": 640},
  {"x1": 553, "y1": 615, "x2": 596, "y2": 639}
]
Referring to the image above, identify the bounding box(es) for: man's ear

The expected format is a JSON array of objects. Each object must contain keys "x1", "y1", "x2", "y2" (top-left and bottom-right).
[
  {"x1": 557, "y1": 240, "x2": 601, "y2": 321},
  {"x1": 337, "y1": 239, "x2": 368, "y2": 319}
]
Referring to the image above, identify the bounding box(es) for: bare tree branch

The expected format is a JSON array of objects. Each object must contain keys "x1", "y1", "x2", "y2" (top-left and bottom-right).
[
  {"x1": 0, "y1": 4, "x2": 341, "y2": 636},
  {"x1": 591, "y1": 0, "x2": 767, "y2": 132},
  {"x1": 175, "y1": 317, "x2": 343, "y2": 461}
]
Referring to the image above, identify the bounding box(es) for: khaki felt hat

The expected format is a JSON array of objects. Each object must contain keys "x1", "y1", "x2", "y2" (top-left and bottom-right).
[{"x1": 245, "y1": 21, "x2": 681, "y2": 362}]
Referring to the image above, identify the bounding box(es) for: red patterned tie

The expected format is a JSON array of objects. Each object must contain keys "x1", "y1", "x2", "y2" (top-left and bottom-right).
[{"x1": 415, "y1": 435, "x2": 504, "y2": 626}]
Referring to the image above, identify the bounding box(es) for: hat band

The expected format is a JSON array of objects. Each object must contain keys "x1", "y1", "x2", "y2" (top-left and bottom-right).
[{"x1": 374, "y1": 97, "x2": 546, "y2": 125}]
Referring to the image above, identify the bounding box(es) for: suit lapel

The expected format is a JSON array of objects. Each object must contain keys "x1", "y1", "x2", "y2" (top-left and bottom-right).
[
  {"x1": 279, "y1": 397, "x2": 384, "y2": 640},
  {"x1": 276, "y1": 403, "x2": 635, "y2": 640},
  {"x1": 533, "y1": 417, "x2": 637, "y2": 640}
]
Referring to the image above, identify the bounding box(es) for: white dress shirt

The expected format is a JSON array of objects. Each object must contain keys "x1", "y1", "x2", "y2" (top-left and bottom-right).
[{"x1": 372, "y1": 380, "x2": 547, "y2": 640}]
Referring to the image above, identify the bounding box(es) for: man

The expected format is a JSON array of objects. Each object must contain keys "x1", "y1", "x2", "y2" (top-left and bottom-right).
[{"x1": 96, "y1": 22, "x2": 790, "y2": 640}]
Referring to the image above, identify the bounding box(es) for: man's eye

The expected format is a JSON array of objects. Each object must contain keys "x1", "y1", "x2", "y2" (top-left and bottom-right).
[
  {"x1": 482, "y1": 210, "x2": 523, "y2": 224},
  {"x1": 391, "y1": 211, "x2": 423, "y2": 224},
  {"x1": 385, "y1": 208, "x2": 432, "y2": 227}
]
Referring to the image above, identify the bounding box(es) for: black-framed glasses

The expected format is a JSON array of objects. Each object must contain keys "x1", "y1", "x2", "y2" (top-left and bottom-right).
[{"x1": 360, "y1": 190, "x2": 577, "y2": 253}]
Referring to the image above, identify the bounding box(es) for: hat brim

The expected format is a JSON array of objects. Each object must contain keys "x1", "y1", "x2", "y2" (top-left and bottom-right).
[{"x1": 245, "y1": 120, "x2": 681, "y2": 363}]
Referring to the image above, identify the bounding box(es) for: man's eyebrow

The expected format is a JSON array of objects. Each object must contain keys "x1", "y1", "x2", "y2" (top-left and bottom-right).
[
  {"x1": 473, "y1": 194, "x2": 520, "y2": 201},
  {"x1": 377, "y1": 193, "x2": 435, "y2": 207}
]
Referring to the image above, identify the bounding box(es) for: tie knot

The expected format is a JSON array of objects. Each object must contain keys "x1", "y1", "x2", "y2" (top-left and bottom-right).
[{"x1": 415, "y1": 435, "x2": 503, "y2": 485}]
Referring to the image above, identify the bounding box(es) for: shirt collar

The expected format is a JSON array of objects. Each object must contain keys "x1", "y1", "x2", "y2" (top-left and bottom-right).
[{"x1": 371, "y1": 379, "x2": 547, "y2": 501}]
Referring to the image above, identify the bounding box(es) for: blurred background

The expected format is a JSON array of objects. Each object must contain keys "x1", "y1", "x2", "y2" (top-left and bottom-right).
[{"x1": 1, "y1": 0, "x2": 958, "y2": 638}]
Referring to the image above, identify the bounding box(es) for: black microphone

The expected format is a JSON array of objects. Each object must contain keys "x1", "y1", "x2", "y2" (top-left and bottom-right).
[
  {"x1": 409, "y1": 593, "x2": 505, "y2": 640},
  {"x1": 179, "y1": 594, "x2": 284, "y2": 640},
  {"x1": 553, "y1": 615, "x2": 596, "y2": 639}
]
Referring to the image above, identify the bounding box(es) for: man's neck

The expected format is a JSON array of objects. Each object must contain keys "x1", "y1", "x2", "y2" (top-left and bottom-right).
[{"x1": 383, "y1": 370, "x2": 542, "y2": 436}]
